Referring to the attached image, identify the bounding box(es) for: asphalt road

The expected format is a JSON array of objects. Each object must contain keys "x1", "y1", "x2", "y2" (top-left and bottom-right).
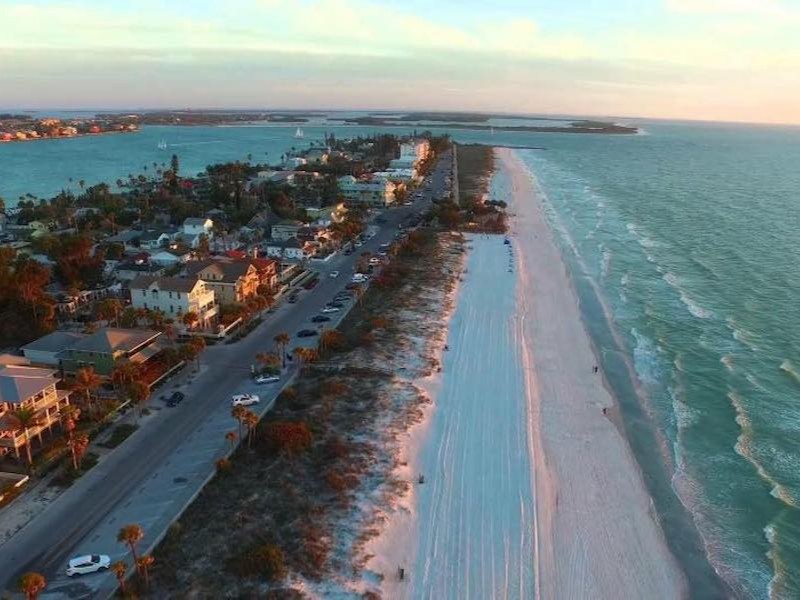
[{"x1": 0, "y1": 152, "x2": 452, "y2": 598}]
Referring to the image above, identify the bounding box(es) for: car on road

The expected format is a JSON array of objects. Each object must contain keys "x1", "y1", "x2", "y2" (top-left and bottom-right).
[
  {"x1": 344, "y1": 249, "x2": 353, "y2": 255},
  {"x1": 329, "y1": 270, "x2": 340, "y2": 278},
  {"x1": 288, "y1": 294, "x2": 299, "y2": 304},
  {"x1": 326, "y1": 301, "x2": 344, "y2": 308},
  {"x1": 351, "y1": 274, "x2": 368, "y2": 283},
  {"x1": 166, "y1": 391, "x2": 185, "y2": 407},
  {"x1": 255, "y1": 375, "x2": 280, "y2": 384},
  {"x1": 231, "y1": 394, "x2": 260, "y2": 406},
  {"x1": 297, "y1": 329, "x2": 319, "y2": 337},
  {"x1": 66, "y1": 554, "x2": 111, "y2": 577},
  {"x1": 354, "y1": 241, "x2": 363, "y2": 247},
  {"x1": 369, "y1": 257, "x2": 381, "y2": 265},
  {"x1": 321, "y1": 306, "x2": 340, "y2": 313},
  {"x1": 311, "y1": 314, "x2": 331, "y2": 323},
  {"x1": 379, "y1": 243, "x2": 391, "y2": 250}
]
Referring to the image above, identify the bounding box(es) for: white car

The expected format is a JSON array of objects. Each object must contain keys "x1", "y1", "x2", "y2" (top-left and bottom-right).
[
  {"x1": 231, "y1": 394, "x2": 260, "y2": 407},
  {"x1": 321, "y1": 306, "x2": 340, "y2": 313},
  {"x1": 66, "y1": 554, "x2": 111, "y2": 577},
  {"x1": 329, "y1": 270, "x2": 340, "y2": 278},
  {"x1": 351, "y1": 274, "x2": 368, "y2": 283},
  {"x1": 354, "y1": 241, "x2": 364, "y2": 247},
  {"x1": 255, "y1": 375, "x2": 280, "y2": 384}
]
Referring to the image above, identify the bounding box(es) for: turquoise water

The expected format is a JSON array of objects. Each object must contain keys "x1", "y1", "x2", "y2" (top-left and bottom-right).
[
  {"x1": 516, "y1": 123, "x2": 800, "y2": 599},
  {"x1": 3, "y1": 120, "x2": 799, "y2": 597}
]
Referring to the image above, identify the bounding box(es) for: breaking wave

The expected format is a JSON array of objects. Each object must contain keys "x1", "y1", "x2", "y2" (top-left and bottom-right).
[{"x1": 663, "y1": 272, "x2": 714, "y2": 319}]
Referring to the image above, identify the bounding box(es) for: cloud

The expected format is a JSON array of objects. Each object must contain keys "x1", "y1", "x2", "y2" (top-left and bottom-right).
[{"x1": 666, "y1": 0, "x2": 800, "y2": 18}]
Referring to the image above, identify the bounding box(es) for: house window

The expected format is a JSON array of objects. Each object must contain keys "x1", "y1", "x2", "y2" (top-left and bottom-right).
[
  {"x1": 151, "y1": 290, "x2": 159, "y2": 298},
  {"x1": 170, "y1": 305, "x2": 174, "y2": 313},
  {"x1": 168, "y1": 292, "x2": 173, "y2": 299},
  {"x1": 176, "y1": 292, "x2": 181, "y2": 299}
]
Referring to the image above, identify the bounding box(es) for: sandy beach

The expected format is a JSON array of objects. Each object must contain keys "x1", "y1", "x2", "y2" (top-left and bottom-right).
[{"x1": 501, "y1": 147, "x2": 687, "y2": 598}]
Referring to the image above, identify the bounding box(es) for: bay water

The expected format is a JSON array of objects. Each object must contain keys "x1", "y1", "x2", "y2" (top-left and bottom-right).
[{"x1": 2, "y1": 118, "x2": 799, "y2": 598}]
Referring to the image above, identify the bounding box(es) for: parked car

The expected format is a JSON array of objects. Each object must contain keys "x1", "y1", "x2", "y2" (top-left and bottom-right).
[
  {"x1": 288, "y1": 294, "x2": 299, "y2": 304},
  {"x1": 231, "y1": 394, "x2": 260, "y2": 407},
  {"x1": 326, "y1": 301, "x2": 344, "y2": 308},
  {"x1": 311, "y1": 315, "x2": 332, "y2": 323},
  {"x1": 351, "y1": 274, "x2": 368, "y2": 283},
  {"x1": 255, "y1": 375, "x2": 280, "y2": 384},
  {"x1": 369, "y1": 257, "x2": 381, "y2": 265},
  {"x1": 329, "y1": 270, "x2": 340, "y2": 278},
  {"x1": 166, "y1": 391, "x2": 184, "y2": 407},
  {"x1": 66, "y1": 554, "x2": 111, "y2": 577},
  {"x1": 321, "y1": 306, "x2": 340, "y2": 314},
  {"x1": 297, "y1": 329, "x2": 319, "y2": 337}
]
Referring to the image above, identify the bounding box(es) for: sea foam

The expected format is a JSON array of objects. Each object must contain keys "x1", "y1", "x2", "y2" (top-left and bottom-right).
[{"x1": 663, "y1": 272, "x2": 714, "y2": 319}]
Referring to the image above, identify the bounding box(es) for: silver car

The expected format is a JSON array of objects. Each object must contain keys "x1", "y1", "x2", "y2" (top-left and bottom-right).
[{"x1": 66, "y1": 554, "x2": 111, "y2": 577}]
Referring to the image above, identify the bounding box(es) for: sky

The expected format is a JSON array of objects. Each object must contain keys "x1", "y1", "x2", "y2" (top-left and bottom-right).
[{"x1": 1, "y1": 0, "x2": 799, "y2": 124}]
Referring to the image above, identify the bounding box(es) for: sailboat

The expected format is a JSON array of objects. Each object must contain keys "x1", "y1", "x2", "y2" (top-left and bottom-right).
[
  {"x1": 157, "y1": 138, "x2": 168, "y2": 150},
  {"x1": 294, "y1": 128, "x2": 304, "y2": 139}
]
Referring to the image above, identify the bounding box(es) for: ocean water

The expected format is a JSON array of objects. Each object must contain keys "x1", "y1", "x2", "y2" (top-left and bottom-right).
[
  {"x1": 2, "y1": 118, "x2": 799, "y2": 597},
  {"x1": 514, "y1": 122, "x2": 800, "y2": 599}
]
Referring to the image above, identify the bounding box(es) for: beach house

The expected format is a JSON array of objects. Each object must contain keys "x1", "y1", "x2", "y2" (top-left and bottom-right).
[
  {"x1": 0, "y1": 364, "x2": 72, "y2": 462},
  {"x1": 337, "y1": 176, "x2": 396, "y2": 207},
  {"x1": 184, "y1": 260, "x2": 259, "y2": 304},
  {"x1": 129, "y1": 276, "x2": 218, "y2": 330}
]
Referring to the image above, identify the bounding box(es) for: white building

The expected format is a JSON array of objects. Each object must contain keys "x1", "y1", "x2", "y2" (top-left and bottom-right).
[
  {"x1": 129, "y1": 276, "x2": 218, "y2": 330},
  {"x1": 265, "y1": 238, "x2": 313, "y2": 261},
  {"x1": 182, "y1": 217, "x2": 213, "y2": 238},
  {"x1": 337, "y1": 176, "x2": 396, "y2": 207},
  {"x1": 148, "y1": 249, "x2": 191, "y2": 267},
  {"x1": 390, "y1": 139, "x2": 431, "y2": 179}
]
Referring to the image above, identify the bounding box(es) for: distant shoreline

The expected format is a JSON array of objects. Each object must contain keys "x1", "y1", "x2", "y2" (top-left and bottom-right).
[{"x1": 0, "y1": 129, "x2": 137, "y2": 144}]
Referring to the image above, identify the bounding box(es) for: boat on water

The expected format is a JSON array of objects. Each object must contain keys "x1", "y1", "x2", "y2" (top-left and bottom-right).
[
  {"x1": 294, "y1": 128, "x2": 304, "y2": 139},
  {"x1": 157, "y1": 138, "x2": 168, "y2": 150}
]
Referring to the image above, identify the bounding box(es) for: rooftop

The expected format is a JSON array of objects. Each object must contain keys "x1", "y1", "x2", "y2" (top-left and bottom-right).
[
  {"x1": 130, "y1": 275, "x2": 202, "y2": 294},
  {"x1": 0, "y1": 365, "x2": 58, "y2": 405},
  {"x1": 71, "y1": 328, "x2": 161, "y2": 355},
  {"x1": 21, "y1": 331, "x2": 87, "y2": 355}
]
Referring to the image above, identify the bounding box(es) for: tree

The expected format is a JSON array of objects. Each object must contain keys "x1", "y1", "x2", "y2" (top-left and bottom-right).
[
  {"x1": 243, "y1": 410, "x2": 259, "y2": 449},
  {"x1": 273, "y1": 332, "x2": 290, "y2": 368},
  {"x1": 126, "y1": 381, "x2": 150, "y2": 417},
  {"x1": 111, "y1": 561, "x2": 127, "y2": 596},
  {"x1": 225, "y1": 431, "x2": 237, "y2": 452},
  {"x1": 231, "y1": 405, "x2": 247, "y2": 441},
  {"x1": 96, "y1": 298, "x2": 123, "y2": 326},
  {"x1": 260, "y1": 421, "x2": 313, "y2": 457},
  {"x1": 117, "y1": 524, "x2": 145, "y2": 567},
  {"x1": 293, "y1": 347, "x2": 319, "y2": 372},
  {"x1": 68, "y1": 433, "x2": 89, "y2": 471},
  {"x1": 196, "y1": 234, "x2": 210, "y2": 259},
  {"x1": 255, "y1": 352, "x2": 280, "y2": 372},
  {"x1": 319, "y1": 329, "x2": 346, "y2": 353},
  {"x1": 73, "y1": 367, "x2": 102, "y2": 418},
  {"x1": 181, "y1": 310, "x2": 199, "y2": 331},
  {"x1": 7, "y1": 408, "x2": 40, "y2": 466},
  {"x1": 137, "y1": 555, "x2": 155, "y2": 587},
  {"x1": 18, "y1": 572, "x2": 46, "y2": 600},
  {"x1": 59, "y1": 404, "x2": 80, "y2": 443},
  {"x1": 111, "y1": 361, "x2": 139, "y2": 393}
]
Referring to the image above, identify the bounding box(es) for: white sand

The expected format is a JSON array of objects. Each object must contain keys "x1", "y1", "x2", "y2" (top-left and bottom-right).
[{"x1": 502, "y1": 147, "x2": 687, "y2": 599}]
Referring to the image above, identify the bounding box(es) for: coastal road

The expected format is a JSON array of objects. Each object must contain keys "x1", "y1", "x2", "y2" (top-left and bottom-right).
[{"x1": 0, "y1": 156, "x2": 450, "y2": 599}]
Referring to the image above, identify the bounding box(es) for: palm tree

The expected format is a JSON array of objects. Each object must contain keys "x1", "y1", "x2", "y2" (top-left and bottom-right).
[
  {"x1": 188, "y1": 336, "x2": 206, "y2": 369},
  {"x1": 255, "y1": 352, "x2": 280, "y2": 371},
  {"x1": 225, "y1": 431, "x2": 237, "y2": 452},
  {"x1": 59, "y1": 404, "x2": 80, "y2": 443},
  {"x1": 231, "y1": 405, "x2": 247, "y2": 441},
  {"x1": 18, "y1": 572, "x2": 46, "y2": 600},
  {"x1": 97, "y1": 298, "x2": 123, "y2": 326},
  {"x1": 110, "y1": 561, "x2": 127, "y2": 596},
  {"x1": 73, "y1": 367, "x2": 102, "y2": 418},
  {"x1": 7, "y1": 408, "x2": 40, "y2": 466},
  {"x1": 111, "y1": 362, "x2": 139, "y2": 393},
  {"x1": 319, "y1": 329, "x2": 345, "y2": 353},
  {"x1": 126, "y1": 381, "x2": 150, "y2": 417},
  {"x1": 243, "y1": 410, "x2": 259, "y2": 449},
  {"x1": 274, "y1": 332, "x2": 290, "y2": 368},
  {"x1": 293, "y1": 347, "x2": 319, "y2": 373},
  {"x1": 181, "y1": 310, "x2": 199, "y2": 331},
  {"x1": 68, "y1": 433, "x2": 89, "y2": 471},
  {"x1": 117, "y1": 524, "x2": 145, "y2": 567},
  {"x1": 137, "y1": 555, "x2": 155, "y2": 587}
]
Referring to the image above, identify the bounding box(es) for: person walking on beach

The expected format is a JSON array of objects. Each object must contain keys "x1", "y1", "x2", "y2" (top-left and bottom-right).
[{"x1": 593, "y1": 365, "x2": 599, "y2": 373}]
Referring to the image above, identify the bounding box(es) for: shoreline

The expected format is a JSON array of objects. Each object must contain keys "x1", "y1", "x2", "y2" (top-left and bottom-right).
[{"x1": 503, "y1": 146, "x2": 688, "y2": 597}]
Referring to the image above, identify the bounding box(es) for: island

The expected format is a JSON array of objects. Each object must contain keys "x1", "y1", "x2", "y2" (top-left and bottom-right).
[{"x1": 0, "y1": 114, "x2": 138, "y2": 143}]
